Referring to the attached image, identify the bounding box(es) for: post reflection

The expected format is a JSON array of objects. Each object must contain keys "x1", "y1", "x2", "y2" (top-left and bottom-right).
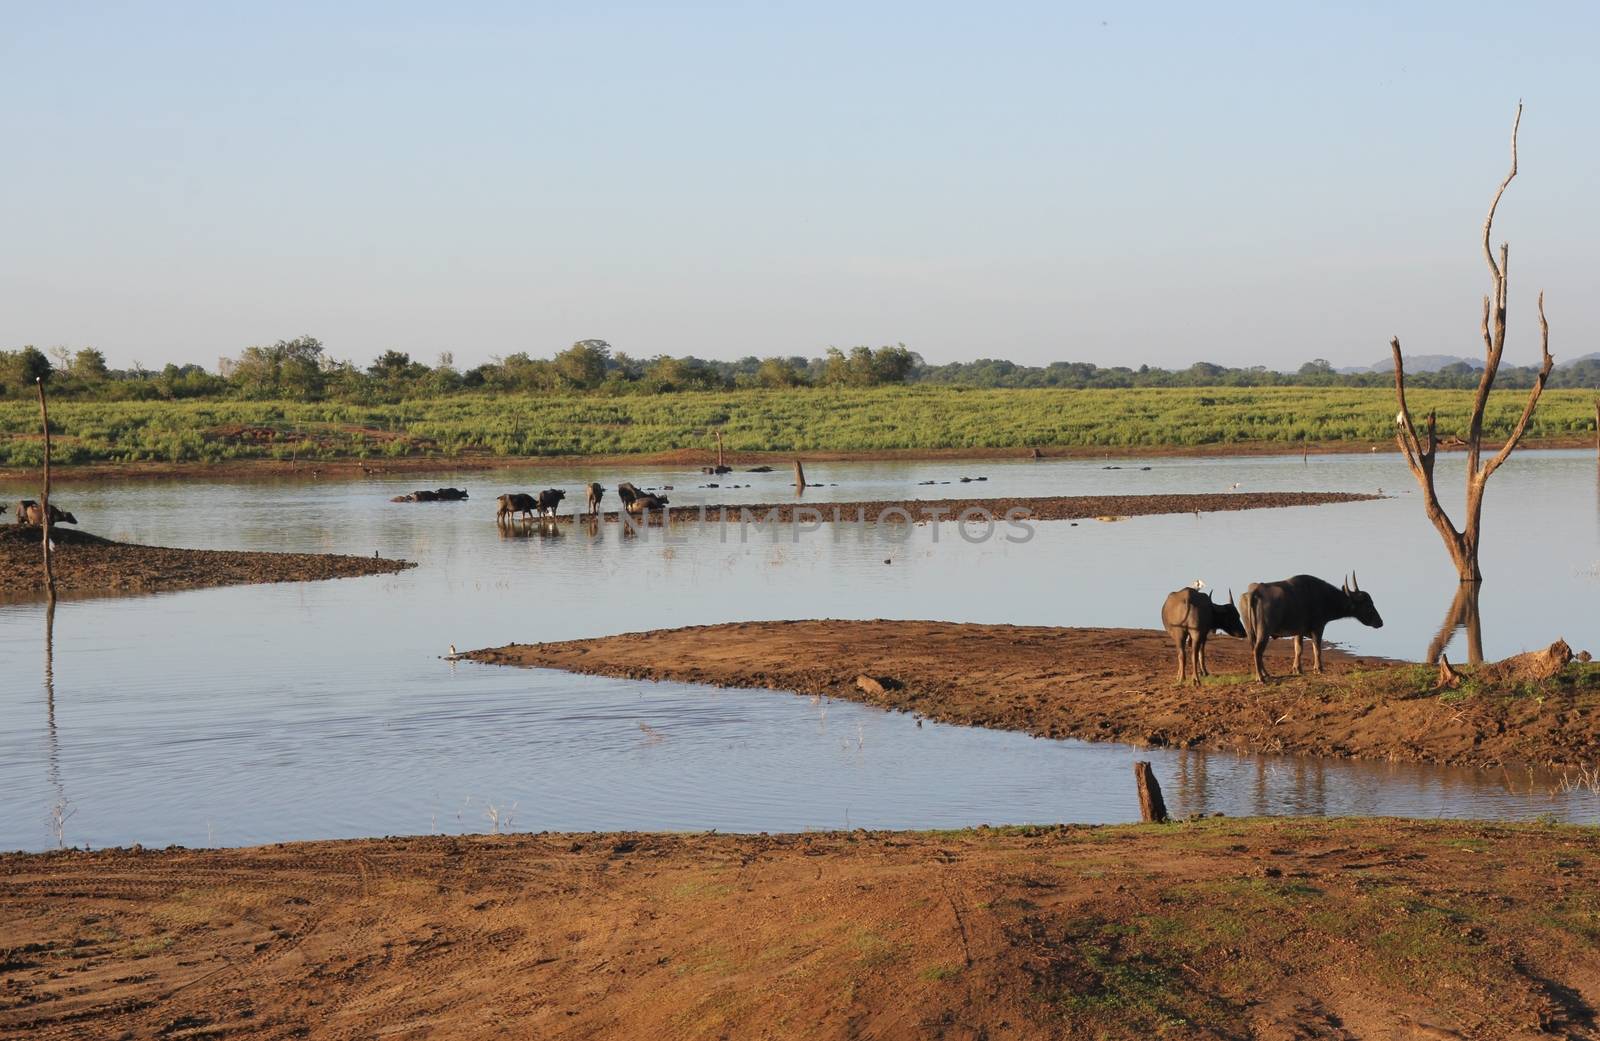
[{"x1": 44, "y1": 598, "x2": 71, "y2": 848}]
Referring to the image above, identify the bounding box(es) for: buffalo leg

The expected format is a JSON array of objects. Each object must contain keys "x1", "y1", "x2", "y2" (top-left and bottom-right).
[
  {"x1": 1170, "y1": 629, "x2": 1189, "y2": 686},
  {"x1": 1195, "y1": 631, "x2": 1209, "y2": 680},
  {"x1": 1312, "y1": 630, "x2": 1325, "y2": 673},
  {"x1": 1291, "y1": 636, "x2": 1304, "y2": 675}
]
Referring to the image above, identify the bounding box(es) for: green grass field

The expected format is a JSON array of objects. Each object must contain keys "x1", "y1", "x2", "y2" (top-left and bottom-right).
[{"x1": 2, "y1": 386, "x2": 1595, "y2": 466}]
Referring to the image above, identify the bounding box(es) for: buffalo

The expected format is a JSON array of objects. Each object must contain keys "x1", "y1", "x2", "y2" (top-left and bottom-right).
[
  {"x1": 616, "y1": 482, "x2": 645, "y2": 508},
  {"x1": 625, "y1": 494, "x2": 669, "y2": 514},
  {"x1": 15, "y1": 500, "x2": 77, "y2": 526},
  {"x1": 496, "y1": 492, "x2": 537, "y2": 523},
  {"x1": 1237, "y1": 573, "x2": 1383, "y2": 682},
  {"x1": 392, "y1": 487, "x2": 469, "y2": 503},
  {"x1": 535, "y1": 489, "x2": 566, "y2": 518},
  {"x1": 1160, "y1": 587, "x2": 1246, "y2": 687},
  {"x1": 586, "y1": 482, "x2": 604, "y2": 516}
]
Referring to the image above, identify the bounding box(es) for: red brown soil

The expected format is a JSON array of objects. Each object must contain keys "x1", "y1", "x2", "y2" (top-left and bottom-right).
[
  {"x1": 467, "y1": 621, "x2": 1600, "y2": 769},
  {"x1": 0, "y1": 526, "x2": 414, "y2": 598},
  {"x1": 8, "y1": 436, "x2": 1590, "y2": 484},
  {"x1": 3, "y1": 820, "x2": 1598, "y2": 1040}
]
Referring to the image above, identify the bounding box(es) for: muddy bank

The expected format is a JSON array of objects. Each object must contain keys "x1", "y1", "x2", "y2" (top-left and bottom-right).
[
  {"x1": 3, "y1": 819, "x2": 1598, "y2": 1040},
  {"x1": 0, "y1": 526, "x2": 414, "y2": 597},
  {"x1": 8, "y1": 436, "x2": 1592, "y2": 484},
  {"x1": 529, "y1": 490, "x2": 1381, "y2": 526},
  {"x1": 468, "y1": 621, "x2": 1600, "y2": 769}
]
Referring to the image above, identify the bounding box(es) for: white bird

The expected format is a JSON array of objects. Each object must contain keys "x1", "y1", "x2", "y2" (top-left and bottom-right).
[
  {"x1": 1396, "y1": 411, "x2": 1406, "y2": 425},
  {"x1": 1190, "y1": 578, "x2": 1205, "y2": 590},
  {"x1": 1228, "y1": 482, "x2": 1241, "y2": 491}
]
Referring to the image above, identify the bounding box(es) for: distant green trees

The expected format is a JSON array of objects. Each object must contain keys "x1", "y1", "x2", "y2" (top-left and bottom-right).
[{"x1": 3, "y1": 335, "x2": 1597, "y2": 405}]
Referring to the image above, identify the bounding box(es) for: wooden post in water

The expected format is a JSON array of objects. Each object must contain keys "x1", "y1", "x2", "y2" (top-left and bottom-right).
[
  {"x1": 793, "y1": 458, "x2": 807, "y2": 492},
  {"x1": 36, "y1": 377, "x2": 55, "y2": 600},
  {"x1": 1133, "y1": 761, "x2": 1168, "y2": 823},
  {"x1": 1593, "y1": 398, "x2": 1598, "y2": 456},
  {"x1": 716, "y1": 430, "x2": 724, "y2": 470}
]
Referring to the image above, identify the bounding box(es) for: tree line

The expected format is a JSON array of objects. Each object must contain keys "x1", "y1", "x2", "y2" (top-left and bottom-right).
[{"x1": 2, "y1": 338, "x2": 1595, "y2": 403}]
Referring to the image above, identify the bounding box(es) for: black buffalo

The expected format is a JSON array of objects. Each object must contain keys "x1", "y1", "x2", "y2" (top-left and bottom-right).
[
  {"x1": 534, "y1": 489, "x2": 567, "y2": 518},
  {"x1": 496, "y1": 492, "x2": 537, "y2": 523},
  {"x1": 392, "y1": 487, "x2": 469, "y2": 503},
  {"x1": 15, "y1": 500, "x2": 77, "y2": 526},
  {"x1": 624, "y1": 494, "x2": 669, "y2": 514},
  {"x1": 616, "y1": 482, "x2": 645, "y2": 508},
  {"x1": 1160, "y1": 587, "x2": 1246, "y2": 687},
  {"x1": 1238, "y1": 573, "x2": 1383, "y2": 682}
]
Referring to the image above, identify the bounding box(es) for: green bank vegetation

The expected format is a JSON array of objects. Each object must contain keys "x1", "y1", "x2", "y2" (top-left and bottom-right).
[{"x1": 3, "y1": 386, "x2": 1598, "y2": 467}]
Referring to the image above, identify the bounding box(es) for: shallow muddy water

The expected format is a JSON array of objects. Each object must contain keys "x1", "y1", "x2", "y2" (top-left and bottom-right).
[{"x1": 2, "y1": 450, "x2": 1596, "y2": 849}]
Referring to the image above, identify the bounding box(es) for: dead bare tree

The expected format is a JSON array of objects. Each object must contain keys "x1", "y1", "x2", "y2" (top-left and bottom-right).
[{"x1": 1391, "y1": 103, "x2": 1553, "y2": 585}]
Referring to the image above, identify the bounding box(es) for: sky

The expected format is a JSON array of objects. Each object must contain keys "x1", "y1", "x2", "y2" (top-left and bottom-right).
[{"x1": 2, "y1": 1, "x2": 1596, "y2": 372}]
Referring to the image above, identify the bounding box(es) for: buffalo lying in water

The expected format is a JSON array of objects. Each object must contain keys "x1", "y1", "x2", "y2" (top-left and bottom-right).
[{"x1": 392, "y1": 487, "x2": 469, "y2": 503}]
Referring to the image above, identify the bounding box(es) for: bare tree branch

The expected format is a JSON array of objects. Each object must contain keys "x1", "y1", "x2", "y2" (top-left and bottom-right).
[
  {"x1": 1482, "y1": 102, "x2": 1521, "y2": 282},
  {"x1": 1483, "y1": 292, "x2": 1553, "y2": 479},
  {"x1": 1390, "y1": 103, "x2": 1547, "y2": 585}
]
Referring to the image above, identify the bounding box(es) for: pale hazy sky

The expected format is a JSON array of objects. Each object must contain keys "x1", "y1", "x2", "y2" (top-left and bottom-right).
[{"x1": 3, "y1": 2, "x2": 1595, "y2": 372}]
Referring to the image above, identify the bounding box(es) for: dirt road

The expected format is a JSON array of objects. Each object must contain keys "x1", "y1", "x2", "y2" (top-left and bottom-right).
[{"x1": 3, "y1": 820, "x2": 1597, "y2": 1039}]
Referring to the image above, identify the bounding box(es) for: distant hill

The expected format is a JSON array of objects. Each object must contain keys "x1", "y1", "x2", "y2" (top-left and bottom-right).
[
  {"x1": 1335, "y1": 354, "x2": 1480, "y2": 375},
  {"x1": 1335, "y1": 352, "x2": 1599, "y2": 375}
]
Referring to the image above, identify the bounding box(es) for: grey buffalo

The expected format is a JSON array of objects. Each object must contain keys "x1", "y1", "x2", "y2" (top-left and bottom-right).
[
  {"x1": 1160, "y1": 587, "x2": 1246, "y2": 686},
  {"x1": 585, "y1": 482, "x2": 604, "y2": 516},
  {"x1": 1237, "y1": 573, "x2": 1383, "y2": 682}
]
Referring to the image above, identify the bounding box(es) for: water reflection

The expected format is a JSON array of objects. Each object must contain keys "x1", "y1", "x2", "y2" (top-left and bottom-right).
[
  {"x1": 3, "y1": 451, "x2": 1599, "y2": 851},
  {"x1": 1428, "y1": 583, "x2": 1485, "y2": 666},
  {"x1": 42, "y1": 599, "x2": 70, "y2": 848}
]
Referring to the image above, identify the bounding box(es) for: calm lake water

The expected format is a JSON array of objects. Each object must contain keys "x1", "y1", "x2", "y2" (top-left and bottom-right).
[{"x1": 2, "y1": 450, "x2": 1596, "y2": 850}]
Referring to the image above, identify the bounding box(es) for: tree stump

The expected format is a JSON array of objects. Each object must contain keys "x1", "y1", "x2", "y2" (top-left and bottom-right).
[
  {"x1": 1434, "y1": 654, "x2": 1464, "y2": 691},
  {"x1": 1133, "y1": 761, "x2": 1168, "y2": 823}
]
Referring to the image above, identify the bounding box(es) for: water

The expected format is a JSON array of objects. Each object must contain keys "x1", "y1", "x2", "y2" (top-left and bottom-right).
[{"x1": 3, "y1": 450, "x2": 1597, "y2": 849}]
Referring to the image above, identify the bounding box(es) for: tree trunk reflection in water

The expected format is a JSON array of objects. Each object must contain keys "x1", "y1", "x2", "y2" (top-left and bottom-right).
[
  {"x1": 1427, "y1": 583, "x2": 1485, "y2": 666},
  {"x1": 44, "y1": 599, "x2": 71, "y2": 847}
]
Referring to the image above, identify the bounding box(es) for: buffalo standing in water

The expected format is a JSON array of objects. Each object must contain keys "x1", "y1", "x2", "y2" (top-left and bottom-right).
[
  {"x1": 534, "y1": 489, "x2": 566, "y2": 518},
  {"x1": 1160, "y1": 587, "x2": 1246, "y2": 687},
  {"x1": 615, "y1": 482, "x2": 645, "y2": 509},
  {"x1": 496, "y1": 492, "x2": 537, "y2": 523},
  {"x1": 1237, "y1": 573, "x2": 1383, "y2": 682},
  {"x1": 585, "y1": 482, "x2": 604, "y2": 517}
]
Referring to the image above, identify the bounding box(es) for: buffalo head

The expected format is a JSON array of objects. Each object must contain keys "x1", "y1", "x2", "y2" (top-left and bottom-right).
[
  {"x1": 1211, "y1": 589, "x2": 1247, "y2": 638},
  {"x1": 1342, "y1": 572, "x2": 1383, "y2": 629}
]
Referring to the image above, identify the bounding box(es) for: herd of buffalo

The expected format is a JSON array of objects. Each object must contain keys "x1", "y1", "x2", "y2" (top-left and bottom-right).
[
  {"x1": 1162, "y1": 573, "x2": 1383, "y2": 685},
  {"x1": 492, "y1": 482, "x2": 669, "y2": 523}
]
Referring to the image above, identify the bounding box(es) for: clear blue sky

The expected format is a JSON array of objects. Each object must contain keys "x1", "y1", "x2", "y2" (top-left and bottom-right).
[{"x1": 3, "y1": 2, "x2": 1595, "y2": 372}]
